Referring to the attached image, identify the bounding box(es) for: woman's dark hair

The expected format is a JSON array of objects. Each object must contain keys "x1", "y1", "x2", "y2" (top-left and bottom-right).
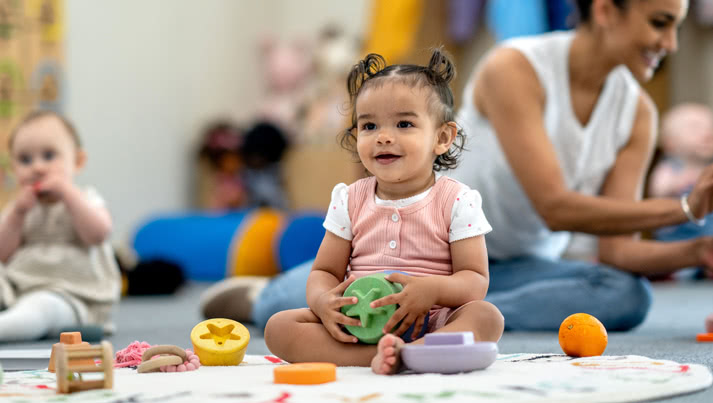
[
  {"x1": 575, "y1": 0, "x2": 630, "y2": 23},
  {"x1": 340, "y1": 47, "x2": 465, "y2": 171}
]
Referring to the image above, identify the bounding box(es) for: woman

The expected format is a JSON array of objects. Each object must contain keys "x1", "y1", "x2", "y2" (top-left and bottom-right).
[{"x1": 202, "y1": 0, "x2": 707, "y2": 331}]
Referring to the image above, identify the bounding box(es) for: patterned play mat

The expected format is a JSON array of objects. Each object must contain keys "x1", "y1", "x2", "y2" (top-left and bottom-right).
[{"x1": 1, "y1": 354, "x2": 710, "y2": 402}]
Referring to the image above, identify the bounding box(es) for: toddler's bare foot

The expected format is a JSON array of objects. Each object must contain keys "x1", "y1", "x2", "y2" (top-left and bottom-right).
[{"x1": 371, "y1": 334, "x2": 404, "y2": 375}]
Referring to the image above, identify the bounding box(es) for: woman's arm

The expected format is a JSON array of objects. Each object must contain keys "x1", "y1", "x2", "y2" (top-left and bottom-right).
[
  {"x1": 595, "y1": 93, "x2": 712, "y2": 273},
  {"x1": 475, "y1": 48, "x2": 688, "y2": 235}
]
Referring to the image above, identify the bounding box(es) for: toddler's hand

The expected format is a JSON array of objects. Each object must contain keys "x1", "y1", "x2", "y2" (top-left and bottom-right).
[
  {"x1": 14, "y1": 186, "x2": 37, "y2": 215},
  {"x1": 313, "y1": 276, "x2": 362, "y2": 343},
  {"x1": 370, "y1": 273, "x2": 435, "y2": 338}
]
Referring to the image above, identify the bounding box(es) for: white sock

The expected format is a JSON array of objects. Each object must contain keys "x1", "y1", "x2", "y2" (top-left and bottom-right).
[{"x1": 0, "y1": 290, "x2": 78, "y2": 342}]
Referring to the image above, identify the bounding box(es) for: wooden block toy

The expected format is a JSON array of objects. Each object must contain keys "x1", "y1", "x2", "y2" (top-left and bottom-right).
[
  {"x1": 274, "y1": 362, "x2": 336, "y2": 385},
  {"x1": 190, "y1": 318, "x2": 250, "y2": 366},
  {"x1": 49, "y1": 332, "x2": 93, "y2": 373},
  {"x1": 55, "y1": 341, "x2": 113, "y2": 394}
]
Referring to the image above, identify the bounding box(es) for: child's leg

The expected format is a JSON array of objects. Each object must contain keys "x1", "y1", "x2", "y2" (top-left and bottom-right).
[
  {"x1": 0, "y1": 290, "x2": 78, "y2": 342},
  {"x1": 371, "y1": 301, "x2": 504, "y2": 375},
  {"x1": 265, "y1": 308, "x2": 377, "y2": 366}
]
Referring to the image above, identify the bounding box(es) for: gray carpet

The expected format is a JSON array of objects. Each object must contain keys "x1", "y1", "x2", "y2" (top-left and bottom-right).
[{"x1": 2, "y1": 280, "x2": 711, "y2": 402}]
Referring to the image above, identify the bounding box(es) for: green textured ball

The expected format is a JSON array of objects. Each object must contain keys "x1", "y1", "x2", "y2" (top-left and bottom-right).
[{"x1": 341, "y1": 273, "x2": 402, "y2": 344}]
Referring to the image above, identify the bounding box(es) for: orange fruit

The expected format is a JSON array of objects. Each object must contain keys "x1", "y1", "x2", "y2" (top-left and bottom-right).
[{"x1": 558, "y1": 313, "x2": 608, "y2": 357}]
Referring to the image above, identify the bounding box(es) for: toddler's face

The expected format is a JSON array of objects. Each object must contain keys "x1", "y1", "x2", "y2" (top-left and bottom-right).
[
  {"x1": 354, "y1": 81, "x2": 448, "y2": 192},
  {"x1": 10, "y1": 116, "x2": 82, "y2": 187}
]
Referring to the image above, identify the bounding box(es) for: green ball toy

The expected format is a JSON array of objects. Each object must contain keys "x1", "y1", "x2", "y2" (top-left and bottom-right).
[{"x1": 341, "y1": 273, "x2": 403, "y2": 344}]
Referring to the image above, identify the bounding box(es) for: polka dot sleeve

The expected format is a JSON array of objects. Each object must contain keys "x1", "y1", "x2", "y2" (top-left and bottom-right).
[
  {"x1": 322, "y1": 183, "x2": 353, "y2": 241},
  {"x1": 449, "y1": 187, "x2": 492, "y2": 243}
]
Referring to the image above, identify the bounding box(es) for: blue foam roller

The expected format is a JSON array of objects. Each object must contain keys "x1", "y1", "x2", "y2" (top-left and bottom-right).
[
  {"x1": 133, "y1": 210, "x2": 249, "y2": 281},
  {"x1": 277, "y1": 212, "x2": 325, "y2": 272}
]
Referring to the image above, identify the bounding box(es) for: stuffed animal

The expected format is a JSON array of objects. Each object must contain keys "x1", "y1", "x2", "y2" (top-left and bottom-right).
[
  {"x1": 300, "y1": 26, "x2": 360, "y2": 144},
  {"x1": 197, "y1": 122, "x2": 247, "y2": 210},
  {"x1": 257, "y1": 36, "x2": 312, "y2": 137}
]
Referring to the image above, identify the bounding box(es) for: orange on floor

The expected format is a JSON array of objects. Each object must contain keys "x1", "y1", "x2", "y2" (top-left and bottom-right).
[
  {"x1": 274, "y1": 363, "x2": 337, "y2": 385},
  {"x1": 559, "y1": 313, "x2": 608, "y2": 357}
]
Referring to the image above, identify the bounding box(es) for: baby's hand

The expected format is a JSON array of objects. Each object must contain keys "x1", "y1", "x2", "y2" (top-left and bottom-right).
[
  {"x1": 35, "y1": 173, "x2": 72, "y2": 201},
  {"x1": 313, "y1": 276, "x2": 362, "y2": 343},
  {"x1": 14, "y1": 186, "x2": 38, "y2": 215},
  {"x1": 370, "y1": 273, "x2": 435, "y2": 338}
]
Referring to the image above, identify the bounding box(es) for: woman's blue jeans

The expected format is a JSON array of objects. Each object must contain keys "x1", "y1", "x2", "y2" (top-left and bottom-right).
[{"x1": 252, "y1": 256, "x2": 652, "y2": 331}]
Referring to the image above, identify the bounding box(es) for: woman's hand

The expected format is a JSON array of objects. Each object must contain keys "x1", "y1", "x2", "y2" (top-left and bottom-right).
[
  {"x1": 312, "y1": 276, "x2": 362, "y2": 343},
  {"x1": 696, "y1": 237, "x2": 713, "y2": 278},
  {"x1": 685, "y1": 165, "x2": 713, "y2": 219},
  {"x1": 370, "y1": 273, "x2": 436, "y2": 338}
]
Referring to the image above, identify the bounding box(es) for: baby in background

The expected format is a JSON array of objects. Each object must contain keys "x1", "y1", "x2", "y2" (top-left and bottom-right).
[
  {"x1": 649, "y1": 103, "x2": 713, "y2": 278},
  {"x1": 0, "y1": 111, "x2": 121, "y2": 342},
  {"x1": 264, "y1": 48, "x2": 504, "y2": 374},
  {"x1": 649, "y1": 103, "x2": 713, "y2": 200}
]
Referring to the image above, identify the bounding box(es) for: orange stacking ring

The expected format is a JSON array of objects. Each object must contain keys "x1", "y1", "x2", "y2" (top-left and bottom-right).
[
  {"x1": 273, "y1": 362, "x2": 337, "y2": 385},
  {"x1": 696, "y1": 333, "x2": 713, "y2": 342}
]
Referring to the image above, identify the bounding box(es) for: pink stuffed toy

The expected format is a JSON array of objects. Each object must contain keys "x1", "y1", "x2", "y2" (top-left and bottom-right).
[{"x1": 257, "y1": 37, "x2": 312, "y2": 135}]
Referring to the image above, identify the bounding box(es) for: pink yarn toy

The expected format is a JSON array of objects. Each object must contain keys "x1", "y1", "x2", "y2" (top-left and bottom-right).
[
  {"x1": 115, "y1": 341, "x2": 152, "y2": 368},
  {"x1": 160, "y1": 349, "x2": 201, "y2": 372},
  {"x1": 114, "y1": 341, "x2": 201, "y2": 372}
]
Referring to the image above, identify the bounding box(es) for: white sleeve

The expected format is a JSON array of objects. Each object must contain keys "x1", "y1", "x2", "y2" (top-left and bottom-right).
[
  {"x1": 449, "y1": 187, "x2": 492, "y2": 243},
  {"x1": 323, "y1": 183, "x2": 353, "y2": 241}
]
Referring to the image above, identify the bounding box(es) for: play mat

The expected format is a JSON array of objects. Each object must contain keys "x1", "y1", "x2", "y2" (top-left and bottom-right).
[{"x1": 0, "y1": 353, "x2": 710, "y2": 402}]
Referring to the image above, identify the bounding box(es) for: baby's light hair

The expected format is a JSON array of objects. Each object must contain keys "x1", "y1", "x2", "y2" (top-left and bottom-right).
[
  {"x1": 8, "y1": 110, "x2": 81, "y2": 150},
  {"x1": 340, "y1": 47, "x2": 465, "y2": 171}
]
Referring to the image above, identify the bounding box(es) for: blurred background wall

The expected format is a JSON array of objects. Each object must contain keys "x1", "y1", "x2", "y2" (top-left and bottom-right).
[
  {"x1": 65, "y1": 0, "x2": 368, "y2": 240},
  {"x1": 1, "y1": 0, "x2": 713, "y2": 244}
]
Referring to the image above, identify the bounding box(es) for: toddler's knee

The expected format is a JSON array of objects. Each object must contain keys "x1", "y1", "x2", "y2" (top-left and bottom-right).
[
  {"x1": 465, "y1": 300, "x2": 504, "y2": 342},
  {"x1": 264, "y1": 311, "x2": 291, "y2": 356}
]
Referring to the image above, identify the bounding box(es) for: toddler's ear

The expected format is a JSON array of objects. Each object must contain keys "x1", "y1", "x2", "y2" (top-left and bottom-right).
[
  {"x1": 434, "y1": 122, "x2": 457, "y2": 156},
  {"x1": 75, "y1": 149, "x2": 87, "y2": 170}
]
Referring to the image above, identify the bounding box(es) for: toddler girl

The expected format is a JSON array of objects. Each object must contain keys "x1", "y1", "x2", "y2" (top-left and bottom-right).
[{"x1": 264, "y1": 49, "x2": 504, "y2": 374}]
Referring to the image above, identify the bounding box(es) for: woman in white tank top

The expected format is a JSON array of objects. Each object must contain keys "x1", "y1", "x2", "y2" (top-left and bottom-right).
[
  {"x1": 448, "y1": 0, "x2": 707, "y2": 330},
  {"x1": 201, "y1": 0, "x2": 703, "y2": 332}
]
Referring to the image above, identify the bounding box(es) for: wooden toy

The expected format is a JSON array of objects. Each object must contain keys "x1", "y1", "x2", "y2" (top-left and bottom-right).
[
  {"x1": 274, "y1": 362, "x2": 336, "y2": 385},
  {"x1": 54, "y1": 341, "x2": 113, "y2": 394},
  {"x1": 401, "y1": 332, "x2": 498, "y2": 374},
  {"x1": 49, "y1": 332, "x2": 94, "y2": 373},
  {"x1": 190, "y1": 318, "x2": 250, "y2": 366},
  {"x1": 137, "y1": 345, "x2": 187, "y2": 373}
]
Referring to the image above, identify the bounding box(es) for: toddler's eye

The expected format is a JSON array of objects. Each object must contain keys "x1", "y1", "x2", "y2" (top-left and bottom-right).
[
  {"x1": 397, "y1": 121, "x2": 413, "y2": 128},
  {"x1": 362, "y1": 122, "x2": 376, "y2": 131},
  {"x1": 43, "y1": 150, "x2": 56, "y2": 161}
]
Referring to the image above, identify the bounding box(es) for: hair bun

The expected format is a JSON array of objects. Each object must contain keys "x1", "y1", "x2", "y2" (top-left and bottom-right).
[
  {"x1": 346, "y1": 53, "x2": 386, "y2": 100},
  {"x1": 426, "y1": 47, "x2": 456, "y2": 85}
]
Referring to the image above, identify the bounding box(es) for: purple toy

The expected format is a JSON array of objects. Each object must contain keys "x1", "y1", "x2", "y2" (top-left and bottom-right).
[{"x1": 401, "y1": 332, "x2": 498, "y2": 374}]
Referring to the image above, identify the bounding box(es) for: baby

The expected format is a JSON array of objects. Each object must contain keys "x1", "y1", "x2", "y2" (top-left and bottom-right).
[{"x1": 0, "y1": 110, "x2": 120, "y2": 341}]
